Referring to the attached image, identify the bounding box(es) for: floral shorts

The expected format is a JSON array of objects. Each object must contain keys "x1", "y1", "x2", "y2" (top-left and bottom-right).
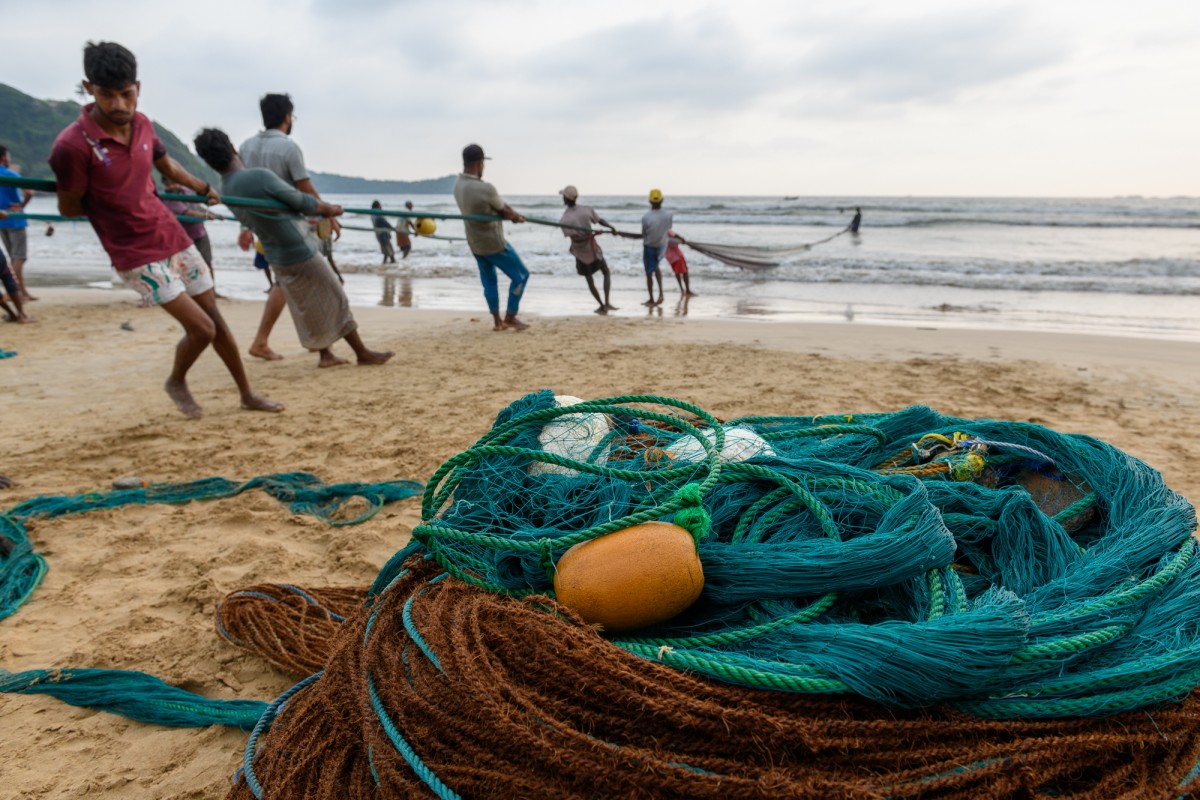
[{"x1": 117, "y1": 245, "x2": 214, "y2": 306}]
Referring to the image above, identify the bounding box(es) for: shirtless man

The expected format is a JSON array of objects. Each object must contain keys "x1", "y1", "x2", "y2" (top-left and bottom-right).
[{"x1": 48, "y1": 41, "x2": 282, "y2": 418}]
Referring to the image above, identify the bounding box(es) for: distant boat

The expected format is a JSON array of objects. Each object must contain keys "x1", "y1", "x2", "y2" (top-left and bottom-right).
[{"x1": 783, "y1": 195, "x2": 799, "y2": 200}]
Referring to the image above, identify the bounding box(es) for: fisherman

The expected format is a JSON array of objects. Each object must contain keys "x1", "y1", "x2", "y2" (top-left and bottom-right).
[
  {"x1": 0, "y1": 209, "x2": 32, "y2": 322},
  {"x1": 0, "y1": 145, "x2": 35, "y2": 302},
  {"x1": 194, "y1": 127, "x2": 393, "y2": 369},
  {"x1": 641, "y1": 188, "x2": 672, "y2": 306},
  {"x1": 453, "y1": 143, "x2": 530, "y2": 331},
  {"x1": 558, "y1": 185, "x2": 617, "y2": 314},
  {"x1": 48, "y1": 41, "x2": 282, "y2": 418},
  {"x1": 239, "y1": 93, "x2": 342, "y2": 361},
  {"x1": 664, "y1": 229, "x2": 696, "y2": 297},
  {"x1": 395, "y1": 200, "x2": 415, "y2": 258},
  {"x1": 370, "y1": 200, "x2": 396, "y2": 264},
  {"x1": 849, "y1": 207, "x2": 862, "y2": 234}
]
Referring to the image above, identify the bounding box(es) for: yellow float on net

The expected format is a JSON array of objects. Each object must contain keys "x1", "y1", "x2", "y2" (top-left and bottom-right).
[
  {"x1": 415, "y1": 218, "x2": 436, "y2": 236},
  {"x1": 552, "y1": 521, "x2": 704, "y2": 633}
]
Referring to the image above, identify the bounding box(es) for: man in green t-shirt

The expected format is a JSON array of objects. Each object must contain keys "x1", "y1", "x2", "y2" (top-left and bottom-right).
[
  {"x1": 194, "y1": 128, "x2": 392, "y2": 369},
  {"x1": 452, "y1": 144, "x2": 530, "y2": 331}
]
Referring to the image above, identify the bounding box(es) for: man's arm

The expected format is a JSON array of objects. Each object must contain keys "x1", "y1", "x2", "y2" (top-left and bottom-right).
[
  {"x1": 48, "y1": 141, "x2": 88, "y2": 217},
  {"x1": 264, "y1": 172, "x2": 344, "y2": 221},
  {"x1": 56, "y1": 190, "x2": 86, "y2": 218},
  {"x1": 8, "y1": 189, "x2": 34, "y2": 212},
  {"x1": 153, "y1": 154, "x2": 220, "y2": 205},
  {"x1": 294, "y1": 178, "x2": 342, "y2": 239}
]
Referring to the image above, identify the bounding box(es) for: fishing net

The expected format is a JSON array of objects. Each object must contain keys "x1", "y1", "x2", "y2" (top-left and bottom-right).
[
  {"x1": 220, "y1": 392, "x2": 1200, "y2": 798},
  {"x1": 682, "y1": 231, "x2": 845, "y2": 270},
  {"x1": 223, "y1": 564, "x2": 1200, "y2": 799}
]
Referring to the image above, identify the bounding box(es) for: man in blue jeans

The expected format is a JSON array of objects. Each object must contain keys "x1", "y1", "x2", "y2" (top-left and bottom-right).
[{"x1": 452, "y1": 143, "x2": 530, "y2": 331}]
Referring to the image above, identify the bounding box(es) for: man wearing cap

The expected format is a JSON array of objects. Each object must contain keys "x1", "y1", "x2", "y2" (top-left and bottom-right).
[
  {"x1": 453, "y1": 144, "x2": 530, "y2": 331},
  {"x1": 559, "y1": 185, "x2": 617, "y2": 315},
  {"x1": 641, "y1": 188, "x2": 672, "y2": 306}
]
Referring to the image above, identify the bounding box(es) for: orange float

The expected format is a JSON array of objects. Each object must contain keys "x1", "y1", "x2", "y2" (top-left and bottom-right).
[{"x1": 552, "y1": 521, "x2": 704, "y2": 633}]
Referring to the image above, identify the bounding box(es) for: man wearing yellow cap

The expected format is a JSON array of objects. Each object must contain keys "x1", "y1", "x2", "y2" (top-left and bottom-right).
[{"x1": 641, "y1": 188, "x2": 672, "y2": 306}]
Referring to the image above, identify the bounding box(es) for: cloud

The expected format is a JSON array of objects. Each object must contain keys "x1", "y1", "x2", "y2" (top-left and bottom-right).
[{"x1": 793, "y1": 7, "x2": 1067, "y2": 106}]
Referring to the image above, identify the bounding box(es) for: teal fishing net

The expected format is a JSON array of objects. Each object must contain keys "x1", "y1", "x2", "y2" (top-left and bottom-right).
[{"x1": 395, "y1": 391, "x2": 1200, "y2": 719}]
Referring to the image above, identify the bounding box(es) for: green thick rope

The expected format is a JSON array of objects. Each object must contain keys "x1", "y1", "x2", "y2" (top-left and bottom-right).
[
  {"x1": 0, "y1": 471, "x2": 422, "y2": 729},
  {"x1": 0, "y1": 174, "x2": 593, "y2": 233},
  {"x1": 0, "y1": 472, "x2": 422, "y2": 622}
]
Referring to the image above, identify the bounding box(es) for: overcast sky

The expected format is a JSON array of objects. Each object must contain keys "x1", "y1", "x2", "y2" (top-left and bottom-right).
[{"x1": 4, "y1": 0, "x2": 1197, "y2": 197}]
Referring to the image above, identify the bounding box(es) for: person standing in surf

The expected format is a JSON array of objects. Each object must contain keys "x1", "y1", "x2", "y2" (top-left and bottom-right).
[
  {"x1": 641, "y1": 188, "x2": 672, "y2": 306},
  {"x1": 453, "y1": 143, "x2": 531, "y2": 331}
]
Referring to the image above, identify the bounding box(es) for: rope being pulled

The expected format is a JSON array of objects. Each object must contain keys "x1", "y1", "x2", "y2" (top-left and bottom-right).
[
  {"x1": 0, "y1": 175, "x2": 592, "y2": 233},
  {"x1": 220, "y1": 561, "x2": 1200, "y2": 800}
]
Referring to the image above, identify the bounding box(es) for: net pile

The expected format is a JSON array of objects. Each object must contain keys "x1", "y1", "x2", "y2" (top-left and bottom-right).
[{"x1": 222, "y1": 392, "x2": 1200, "y2": 798}]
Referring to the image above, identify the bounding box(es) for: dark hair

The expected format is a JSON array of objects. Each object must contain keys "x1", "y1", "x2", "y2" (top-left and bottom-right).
[
  {"x1": 83, "y1": 41, "x2": 138, "y2": 88},
  {"x1": 371, "y1": 200, "x2": 382, "y2": 209},
  {"x1": 0, "y1": 145, "x2": 7, "y2": 161},
  {"x1": 260, "y1": 93, "x2": 294, "y2": 130},
  {"x1": 194, "y1": 128, "x2": 236, "y2": 172}
]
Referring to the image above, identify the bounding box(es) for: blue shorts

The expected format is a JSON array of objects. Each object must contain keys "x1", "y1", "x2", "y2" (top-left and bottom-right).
[{"x1": 643, "y1": 245, "x2": 665, "y2": 274}]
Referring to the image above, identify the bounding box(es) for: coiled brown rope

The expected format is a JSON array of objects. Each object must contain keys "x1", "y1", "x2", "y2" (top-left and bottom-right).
[{"x1": 220, "y1": 559, "x2": 1200, "y2": 799}]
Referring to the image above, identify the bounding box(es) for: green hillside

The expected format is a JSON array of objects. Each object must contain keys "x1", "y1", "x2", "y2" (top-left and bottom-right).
[{"x1": 0, "y1": 83, "x2": 453, "y2": 193}]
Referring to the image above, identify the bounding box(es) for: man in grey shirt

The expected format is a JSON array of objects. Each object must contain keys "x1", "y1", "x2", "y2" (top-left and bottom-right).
[
  {"x1": 453, "y1": 143, "x2": 530, "y2": 331},
  {"x1": 196, "y1": 128, "x2": 392, "y2": 369},
  {"x1": 641, "y1": 188, "x2": 673, "y2": 306},
  {"x1": 238, "y1": 93, "x2": 342, "y2": 360}
]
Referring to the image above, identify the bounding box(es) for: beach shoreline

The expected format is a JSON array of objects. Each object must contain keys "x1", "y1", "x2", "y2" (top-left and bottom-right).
[{"x1": 1, "y1": 288, "x2": 1198, "y2": 798}]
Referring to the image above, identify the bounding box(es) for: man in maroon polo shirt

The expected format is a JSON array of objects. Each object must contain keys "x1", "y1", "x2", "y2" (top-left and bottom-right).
[{"x1": 48, "y1": 41, "x2": 282, "y2": 419}]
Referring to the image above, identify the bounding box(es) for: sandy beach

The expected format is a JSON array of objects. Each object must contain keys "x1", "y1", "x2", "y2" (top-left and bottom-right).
[{"x1": 2, "y1": 287, "x2": 1199, "y2": 799}]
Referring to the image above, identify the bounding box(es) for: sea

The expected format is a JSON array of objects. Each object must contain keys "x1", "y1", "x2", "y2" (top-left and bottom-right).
[{"x1": 19, "y1": 194, "x2": 1200, "y2": 342}]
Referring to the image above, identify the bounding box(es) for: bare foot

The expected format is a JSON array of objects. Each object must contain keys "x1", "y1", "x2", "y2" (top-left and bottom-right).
[
  {"x1": 594, "y1": 306, "x2": 608, "y2": 315},
  {"x1": 492, "y1": 322, "x2": 506, "y2": 332},
  {"x1": 249, "y1": 344, "x2": 284, "y2": 361},
  {"x1": 17, "y1": 315, "x2": 35, "y2": 324},
  {"x1": 686, "y1": 291, "x2": 698, "y2": 297},
  {"x1": 22, "y1": 293, "x2": 37, "y2": 302},
  {"x1": 605, "y1": 303, "x2": 619, "y2": 311},
  {"x1": 318, "y1": 353, "x2": 350, "y2": 368},
  {"x1": 165, "y1": 378, "x2": 203, "y2": 419},
  {"x1": 241, "y1": 393, "x2": 285, "y2": 413},
  {"x1": 656, "y1": 295, "x2": 664, "y2": 305},
  {"x1": 503, "y1": 317, "x2": 530, "y2": 331},
  {"x1": 642, "y1": 299, "x2": 657, "y2": 307},
  {"x1": 357, "y1": 349, "x2": 394, "y2": 365}
]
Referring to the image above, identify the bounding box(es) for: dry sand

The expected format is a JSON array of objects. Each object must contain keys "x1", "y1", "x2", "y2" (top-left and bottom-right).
[{"x1": 1, "y1": 288, "x2": 1198, "y2": 798}]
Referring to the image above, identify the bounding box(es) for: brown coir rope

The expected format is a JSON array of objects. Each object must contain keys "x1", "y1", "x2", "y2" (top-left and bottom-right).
[{"x1": 220, "y1": 558, "x2": 1200, "y2": 800}]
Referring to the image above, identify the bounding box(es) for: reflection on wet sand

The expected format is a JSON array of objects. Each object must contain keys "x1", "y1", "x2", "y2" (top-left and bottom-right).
[
  {"x1": 379, "y1": 274, "x2": 414, "y2": 308},
  {"x1": 735, "y1": 299, "x2": 771, "y2": 316}
]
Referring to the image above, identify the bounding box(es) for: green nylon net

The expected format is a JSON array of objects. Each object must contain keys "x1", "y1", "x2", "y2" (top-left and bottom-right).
[{"x1": 384, "y1": 391, "x2": 1200, "y2": 719}]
